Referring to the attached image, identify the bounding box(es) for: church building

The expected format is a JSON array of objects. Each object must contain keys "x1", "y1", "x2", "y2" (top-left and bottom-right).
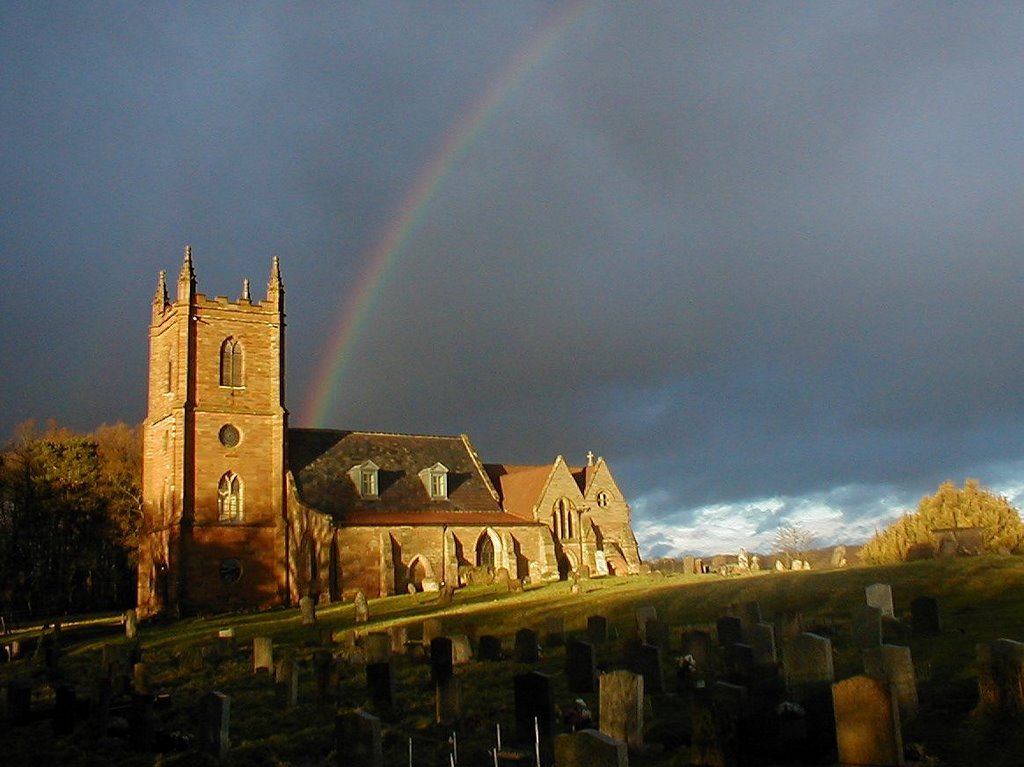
[{"x1": 137, "y1": 249, "x2": 642, "y2": 616}]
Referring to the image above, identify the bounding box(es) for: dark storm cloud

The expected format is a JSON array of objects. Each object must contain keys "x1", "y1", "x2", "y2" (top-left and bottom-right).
[{"x1": 4, "y1": 2, "x2": 1024, "y2": 554}]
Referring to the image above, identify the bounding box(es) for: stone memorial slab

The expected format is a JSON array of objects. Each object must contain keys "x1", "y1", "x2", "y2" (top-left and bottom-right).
[
  {"x1": 747, "y1": 622, "x2": 777, "y2": 665},
  {"x1": 515, "y1": 671, "x2": 554, "y2": 746},
  {"x1": 976, "y1": 638, "x2": 1024, "y2": 717},
  {"x1": 680, "y1": 630, "x2": 713, "y2": 671},
  {"x1": 275, "y1": 658, "x2": 299, "y2": 709},
  {"x1": 364, "y1": 632, "x2": 391, "y2": 664},
  {"x1": 644, "y1": 619, "x2": 671, "y2": 658},
  {"x1": 910, "y1": 596, "x2": 941, "y2": 636},
  {"x1": 450, "y1": 634, "x2": 473, "y2": 664},
  {"x1": 514, "y1": 628, "x2": 540, "y2": 663},
  {"x1": 863, "y1": 644, "x2": 918, "y2": 723},
  {"x1": 565, "y1": 639, "x2": 596, "y2": 693},
  {"x1": 865, "y1": 583, "x2": 894, "y2": 618},
  {"x1": 833, "y1": 675, "x2": 903, "y2": 767},
  {"x1": 422, "y1": 618, "x2": 443, "y2": 646},
  {"x1": 389, "y1": 625, "x2": 408, "y2": 655},
  {"x1": 554, "y1": 729, "x2": 628, "y2": 767},
  {"x1": 599, "y1": 670, "x2": 644, "y2": 750},
  {"x1": 430, "y1": 636, "x2": 454, "y2": 682},
  {"x1": 124, "y1": 609, "x2": 137, "y2": 640},
  {"x1": 682, "y1": 555, "x2": 695, "y2": 575},
  {"x1": 634, "y1": 606, "x2": 657, "y2": 641},
  {"x1": 300, "y1": 596, "x2": 317, "y2": 625},
  {"x1": 313, "y1": 650, "x2": 336, "y2": 709},
  {"x1": 353, "y1": 591, "x2": 369, "y2": 623},
  {"x1": 435, "y1": 674, "x2": 462, "y2": 725},
  {"x1": 366, "y1": 660, "x2": 394, "y2": 709},
  {"x1": 253, "y1": 637, "x2": 273, "y2": 673},
  {"x1": 478, "y1": 634, "x2": 503, "y2": 661},
  {"x1": 783, "y1": 632, "x2": 834, "y2": 693},
  {"x1": 200, "y1": 691, "x2": 230, "y2": 761},
  {"x1": 587, "y1": 615, "x2": 609, "y2": 644},
  {"x1": 852, "y1": 604, "x2": 883, "y2": 650},
  {"x1": 716, "y1": 616, "x2": 743, "y2": 647},
  {"x1": 335, "y1": 709, "x2": 383, "y2": 767}
]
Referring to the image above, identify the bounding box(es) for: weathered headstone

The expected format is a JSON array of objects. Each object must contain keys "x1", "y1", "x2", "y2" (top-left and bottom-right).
[
  {"x1": 722, "y1": 643, "x2": 756, "y2": 685},
  {"x1": 863, "y1": 643, "x2": 918, "y2": 723},
  {"x1": 554, "y1": 729, "x2": 628, "y2": 767},
  {"x1": 565, "y1": 639, "x2": 596, "y2": 693},
  {"x1": 683, "y1": 555, "x2": 695, "y2": 575},
  {"x1": 910, "y1": 596, "x2": 941, "y2": 636},
  {"x1": 495, "y1": 567, "x2": 512, "y2": 592},
  {"x1": 435, "y1": 674, "x2": 462, "y2": 725},
  {"x1": 976, "y1": 638, "x2": 1024, "y2": 717},
  {"x1": 782, "y1": 632, "x2": 834, "y2": 695},
  {"x1": 865, "y1": 583, "x2": 894, "y2": 619},
  {"x1": 422, "y1": 618, "x2": 443, "y2": 646},
  {"x1": 775, "y1": 611, "x2": 804, "y2": 641},
  {"x1": 335, "y1": 709, "x2": 383, "y2": 767},
  {"x1": 364, "y1": 632, "x2": 391, "y2": 664},
  {"x1": 832, "y1": 675, "x2": 903, "y2": 767},
  {"x1": 514, "y1": 628, "x2": 540, "y2": 663},
  {"x1": 634, "y1": 606, "x2": 657, "y2": 641},
  {"x1": 313, "y1": 650, "x2": 336, "y2": 709},
  {"x1": 366, "y1": 660, "x2": 394, "y2": 709},
  {"x1": 388, "y1": 625, "x2": 408, "y2": 655},
  {"x1": 544, "y1": 616, "x2": 566, "y2": 646},
  {"x1": 852, "y1": 604, "x2": 883, "y2": 649},
  {"x1": 587, "y1": 615, "x2": 609, "y2": 644},
  {"x1": 132, "y1": 661, "x2": 149, "y2": 694},
  {"x1": 478, "y1": 634, "x2": 503, "y2": 661},
  {"x1": 716, "y1": 615, "x2": 743, "y2": 647},
  {"x1": 450, "y1": 634, "x2": 473, "y2": 664},
  {"x1": 253, "y1": 637, "x2": 273, "y2": 673},
  {"x1": 200, "y1": 691, "x2": 230, "y2": 761},
  {"x1": 830, "y1": 545, "x2": 847, "y2": 568},
  {"x1": 353, "y1": 591, "x2": 369, "y2": 623},
  {"x1": 274, "y1": 658, "x2": 299, "y2": 709},
  {"x1": 514, "y1": 672, "x2": 554, "y2": 747},
  {"x1": 747, "y1": 622, "x2": 777, "y2": 665},
  {"x1": 430, "y1": 636, "x2": 454, "y2": 682},
  {"x1": 300, "y1": 596, "x2": 317, "y2": 625},
  {"x1": 644, "y1": 619, "x2": 671, "y2": 658},
  {"x1": 124, "y1": 609, "x2": 138, "y2": 640},
  {"x1": 599, "y1": 670, "x2": 644, "y2": 750},
  {"x1": 738, "y1": 601, "x2": 762, "y2": 629}
]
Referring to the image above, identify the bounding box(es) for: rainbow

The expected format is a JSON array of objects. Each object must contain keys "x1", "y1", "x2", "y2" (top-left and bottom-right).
[{"x1": 302, "y1": 0, "x2": 592, "y2": 427}]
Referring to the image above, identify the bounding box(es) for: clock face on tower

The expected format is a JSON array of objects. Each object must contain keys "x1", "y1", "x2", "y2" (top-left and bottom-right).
[{"x1": 219, "y1": 424, "x2": 240, "y2": 448}]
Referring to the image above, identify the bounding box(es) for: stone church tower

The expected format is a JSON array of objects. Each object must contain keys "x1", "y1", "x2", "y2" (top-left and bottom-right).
[{"x1": 137, "y1": 247, "x2": 289, "y2": 617}]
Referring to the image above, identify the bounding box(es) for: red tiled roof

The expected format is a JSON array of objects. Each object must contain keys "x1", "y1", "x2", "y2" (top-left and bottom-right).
[{"x1": 484, "y1": 464, "x2": 552, "y2": 521}]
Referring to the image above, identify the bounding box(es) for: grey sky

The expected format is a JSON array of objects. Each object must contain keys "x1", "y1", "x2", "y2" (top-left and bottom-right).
[{"x1": 4, "y1": 2, "x2": 1024, "y2": 555}]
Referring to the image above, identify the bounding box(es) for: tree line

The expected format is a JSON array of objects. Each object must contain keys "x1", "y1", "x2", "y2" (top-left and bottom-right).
[{"x1": 0, "y1": 420, "x2": 141, "y2": 620}]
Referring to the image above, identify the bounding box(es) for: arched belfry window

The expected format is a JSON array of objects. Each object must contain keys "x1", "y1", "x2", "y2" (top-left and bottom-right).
[
  {"x1": 553, "y1": 498, "x2": 574, "y2": 540},
  {"x1": 218, "y1": 471, "x2": 243, "y2": 521},
  {"x1": 219, "y1": 338, "x2": 244, "y2": 388}
]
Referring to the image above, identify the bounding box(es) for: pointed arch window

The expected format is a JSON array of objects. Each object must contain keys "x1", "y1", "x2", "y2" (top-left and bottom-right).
[
  {"x1": 218, "y1": 471, "x2": 243, "y2": 521},
  {"x1": 219, "y1": 338, "x2": 244, "y2": 388},
  {"x1": 477, "y1": 534, "x2": 495, "y2": 568},
  {"x1": 553, "y1": 498, "x2": 574, "y2": 540}
]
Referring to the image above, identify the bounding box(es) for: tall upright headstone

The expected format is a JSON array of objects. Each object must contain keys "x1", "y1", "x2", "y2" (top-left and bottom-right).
[
  {"x1": 353, "y1": 591, "x2": 370, "y2": 623},
  {"x1": 910, "y1": 596, "x2": 941, "y2": 636},
  {"x1": 587, "y1": 615, "x2": 609, "y2": 644},
  {"x1": 565, "y1": 639, "x2": 596, "y2": 693},
  {"x1": 200, "y1": 692, "x2": 231, "y2": 761},
  {"x1": 832, "y1": 675, "x2": 903, "y2": 767},
  {"x1": 976, "y1": 638, "x2": 1024, "y2": 717},
  {"x1": 599, "y1": 670, "x2": 644, "y2": 750},
  {"x1": 515, "y1": 672, "x2": 554, "y2": 747},
  {"x1": 716, "y1": 616, "x2": 743, "y2": 647},
  {"x1": 852, "y1": 604, "x2": 883, "y2": 649},
  {"x1": 514, "y1": 628, "x2": 540, "y2": 663},
  {"x1": 335, "y1": 709, "x2": 383, "y2": 767},
  {"x1": 554, "y1": 729, "x2": 628, "y2": 767},
  {"x1": 253, "y1": 637, "x2": 274, "y2": 673},
  {"x1": 865, "y1": 583, "x2": 894, "y2": 619},
  {"x1": 863, "y1": 644, "x2": 918, "y2": 723}
]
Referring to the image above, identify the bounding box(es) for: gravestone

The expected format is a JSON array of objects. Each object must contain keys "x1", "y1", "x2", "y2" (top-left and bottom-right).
[
  {"x1": 200, "y1": 691, "x2": 230, "y2": 761},
  {"x1": 366, "y1": 660, "x2": 394, "y2": 709},
  {"x1": 353, "y1": 591, "x2": 369, "y2": 623},
  {"x1": 683, "y1": 555, "x2": 695, "y2": 575},
  {"x1": 693, "y1": 557, "x2": 704, "y2": 574},
  {"x1": 625, "y1": 641, "x2": 664, "y2": 694},
  {"x1": 680, "y1": 630, "x2": 713, "y2": 671},
  {"x1": 644, "y1": 619, "x2": 671, "y2": 658},
  {"x1": 514, "y1": 628, "x2": 540, "y2": 663},
  {"x1": 450, "y1": 634, "x2": 473, "y2": 664},
  {"x1": 133, "y1": 662, "x2": 149, "y2": 694},
  {"x1": 782, "y1": 632, "x2": 834, "y2": 695},
  {"x1": 217, "y1": 627, "x2": 235, "y2": 657},
  {"x1": 553, "y1": 729, "x2": 628, "y2": 767},
  {"x1": 863, "y1": 644, "x2": 918, "y2": 722},
  {"x1": 587, "y1": 615, "x2": 609, "y2": 644},
  {"x1": 313, "y1": 650, "x2": 336, "y2": 709},
  {"x1": 775, "y1": 611, "x2": 804, "y2": 641},
  {"x1": 747, "y1": 622, "x2": 777, "y2": 665},
  {"x1": 545, "y1": 616, "x2": 566, "y2": 646},
  {"x1": 832, "y1": 675, "x2": 903, "y2": 767},
  {"x1": 852, "y1": 604, "x2": 883, "y2": 649},
  {"x1": 514, "y1": 672, "x2": 554, "y2": 748},
  {"x1": 565, "y1": 639, "x2": 596, "y2": 693},
  {"x1": 599, "y1": 670, "x2": 644, "y2": 750},
  {"x1": 435, "y1": 674, "x2": 462, "y2": 725},
  {"x1": 478, "y1": 635, "x2": 503, "y2": 661},
  {"x1": 430, "y1": 636, "x2": 454, "y2": 682},
  {"x1": 711, "y1": 681, "x2": 750, "y2": 764},
  {"x1": 830, "y1": 545, "x2": 847, "y2": 568},
  {"x1": 253, "y1": 637, "x2": 273, "y2": 673},
  {"x1": 495, "y1": 567, "x2": 512, "y2": 592},
  {"x1": 738, "y1": 601, "x2": 762, "y2": 629},
  {"x1": 634, "y1": 606, "x2": 657, "y2": 641},
  {"x1": 275, "y1": 658, "x2": 299, "y2": 709},
  {"x1": 300, "y1": 596, "x2": 317, "y2": 625},
  {"x1": 722, "y1": 643, "x2": 756, "y2": 685},
  {"x1": 716, "y1": 615, "x2": 743, "y2": 647},
  {"x1": 388, "y1": 625, "x2": 408, "y2": 655},
  {"x1": 865, "y1": 583, "x2": 894, "y2": 618},
  {"x1": 422, "y1": 618, "x2": 443, "y2": 646},
  {"x1": 335, "y1": 709, "x2": 383, "y2": 767},
  {"x1": 976, "y1": 638, "x2": 1024, "y2": 717},
  {"x1": 910, "y1": 596, "x2": 941, "y2": 636},
  {"x1": 364, "y1": 632, "x2": 391, "y2": 664},
  {"x1": 124, "y1": 609, "x2": 138, "y2": 640}
]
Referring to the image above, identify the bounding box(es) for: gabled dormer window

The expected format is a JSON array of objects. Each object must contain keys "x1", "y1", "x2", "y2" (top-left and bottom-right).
[
  {"x1": 419, "y1": 462, "x2": 449, "y2": 500},
  {"x1": 348, "y1": 461, "x2": 379, "y2": 499}
]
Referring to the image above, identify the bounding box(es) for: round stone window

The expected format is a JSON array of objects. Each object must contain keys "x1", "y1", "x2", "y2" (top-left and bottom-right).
[
  {"x1": 220, "y1": 558, "x2": 243, "y2": 584},
  {"x1": 219, "y1": 424, "x2": 240, "y2": 448}
]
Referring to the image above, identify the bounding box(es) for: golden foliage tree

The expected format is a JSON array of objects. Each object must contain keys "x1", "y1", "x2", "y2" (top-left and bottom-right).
[{"x1": 861, "y1": 479, "x2": 1024, "y2": 564}]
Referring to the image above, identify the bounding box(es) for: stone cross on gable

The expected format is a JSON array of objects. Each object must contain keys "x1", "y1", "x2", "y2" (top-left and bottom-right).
[{"x1": 586, "y1": 451, "x2": 595, "y2": 466}]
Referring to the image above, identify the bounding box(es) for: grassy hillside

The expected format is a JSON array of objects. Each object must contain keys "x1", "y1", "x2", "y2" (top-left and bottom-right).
[{"x1": 3, "y1": 556, "x2": 1024, "y2": 765}]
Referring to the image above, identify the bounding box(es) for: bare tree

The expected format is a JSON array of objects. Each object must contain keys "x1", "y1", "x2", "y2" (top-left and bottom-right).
[{"x1": 773, "y1": 522, "x2": 816, "y2": 568}]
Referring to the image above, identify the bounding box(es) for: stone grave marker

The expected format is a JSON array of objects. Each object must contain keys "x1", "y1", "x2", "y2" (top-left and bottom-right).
[
  {"x1": 852, "y1": 604, "x2": 883, "y2": 650},
  {"x1": 495, "y1": 567, "x2": 512, "y2": 592},
  {"x1": 587, "y1": 615, "x2": 609, "y2": 644},
  {"x1": 865, "y1": 583, "x2": 894, "y2": 618},
  {"x1": 634, "y1": 606, "x2": 657, "y2": 641},
  {"x1": 832, "y1": 675, "x2": 903, "y2": 767},
  {"x1": 366, "y1": 660, "x2": 394, "y2": 710},
  {"x1": 863, "y1": 643, "x2": 918, "y2": 723},
  {"x1": 775, "y1": 611, "x2": 804, "y2": 641},
  {"x1": 722, "y1": 643, "x2": 756, "y2": 685},
  {"x1": 450, "y1": 634, "x2": 473, "y2": 664},
  {"x1": 747, "y1": 622, "x2": 777, "y2": 665},
  {"x1": 554, "y1": 729, "x2": 628, "y2": 767},
  {"x1": 124, "y1": 609, "x2": 138, "y2": 640},
  {"x1": 217, "y1": 627, "x2": 235, "y2": 657},
  {"x1": 478, "y1": 634, "x2": 503, "y2": 661},
  {"x1": 335, "y1": 709, "x2": 383, "y2": 767},
  {"x1": 364, "y1": 632, "x2": 391, "y2": 664},
  {"x1": 299, "y1": 596, "x2": 317, "y2": 625},
  {"x1": 132, "y1": 662, "x2": 149, "y2": 695},
  {"x1": 435, "y1": 674, "x2": 462, "y2": 725},
  {"x1": 353, "y1": 590, "x2": 369, "y2": 623},
  {"x1": 514, "y1": 671, "x2": 555, "y2": 748},
  {"x1": 514, "y1": 628, "x2": 540, "y2": 663},
  {"x1": 782, "y1": 632, "x2": 834, "y2": 694},
  {"x1": 430, "y1": 636, "x2": 454, "y2": 682},
  {"x1": 200, "y1": 691, "x2": 230, "y2": 761},
  {"x1": 274, "y1": 658, "x2": 300, "y2": 709},
  {"x1": 565, "y1": 639, "x2": 596, "y2": 693},
  {"x1": 388, "y1": 625, "x2": 407, "y2": 655},
  {"x1": 738, "y1": 601, "x2": 762, "y2": 629},
  {"x1": 422, "y1": 617, "x2": 443, "y2": 646},
  {"x1": 716, "y1": 615, "x2": 743, "y2": 647},
  {"x1": 599, "y1": 669, "x2": 644, "y2": 750},
  {"x1": 683, "y1": 555, "x2": 695, "y2": 575},
  {"x1": 313, "y1": 650, "x2": 336, "y2": 710},
  {"x1": 645, "y1": 619, "x2": 671, "y2": 658},
  {"x1": 680, "y1": 630, "x2": 713, "y2": 671},
  {"x1": 253, "y1": 637, "x2": 274, "y2": 673},
  {"x1": 910, "y1": 596, "x2": 941, "y2": 636},
  {"x1": 976, "y1": 638, "x2": 1024, "y2": 717},
  {"x1": 545, "y1": 616, "x2": 566, "y2": 646}
]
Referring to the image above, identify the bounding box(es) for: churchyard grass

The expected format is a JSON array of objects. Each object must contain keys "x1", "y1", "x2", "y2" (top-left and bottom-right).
[{"x1": 4, "y1": 555, "x2": 1024, "y2": 764}]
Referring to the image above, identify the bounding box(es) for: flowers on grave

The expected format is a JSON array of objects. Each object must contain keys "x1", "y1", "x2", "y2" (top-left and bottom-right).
[
  {"x1": 562, "y1": 698, "x2": 593, "y2": 732},
  {"x1": 776, "y1": 700, "x2": 806, "y2": 720},
  {"x1": 676, "y1": 654, "x2": 697, "y2": 672}
]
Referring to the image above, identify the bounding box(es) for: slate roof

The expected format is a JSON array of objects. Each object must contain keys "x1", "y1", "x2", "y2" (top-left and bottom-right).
[{"x1": 288, "y1": 428, "x2": 523, "y2": 524}]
